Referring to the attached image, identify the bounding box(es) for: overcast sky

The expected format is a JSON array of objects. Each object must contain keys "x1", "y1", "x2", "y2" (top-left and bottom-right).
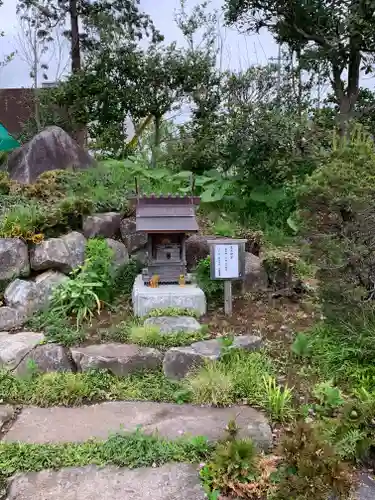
[{"x1": 0, "y1": 0, "x2": 279, "y2": 88}]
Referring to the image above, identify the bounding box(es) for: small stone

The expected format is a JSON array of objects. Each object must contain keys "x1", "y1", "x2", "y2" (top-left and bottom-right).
[
  {"x1": 71, "y1": 343, "x2": 163, "y2": 376},
  {"x1": 0, "y1": 238, "x2": 30, "y2": 281},
  {"x1": 0, "y1": 331, "x2": 45, "y2": 370},
  {"x1": 83, "y1": 212, "x2": 121, "y2": 239},
  {"x1": 0, "y1": 307, "x2": 26, "y2": 331},
  {"x1": 105, "y1": 238, "x2": 129, "y2": 269},
  {"x1": 0, "y1": 404, "x2": 14, "y2": 431},
  {"x1": 30, "y1": 231, "x2": 86, "y2": 274},
  {"x1": 14, "y1": 344, "x2": 74, "y2": 377},
  {"x1": 144, "y1": 316, "x2": 201, "y2": 334},
  {"x1": 4, "y1": 279, "x2": 41, "y2": 314},
  {"x1": 120, "y1": 218, "x2": 147, "y2": 254}
]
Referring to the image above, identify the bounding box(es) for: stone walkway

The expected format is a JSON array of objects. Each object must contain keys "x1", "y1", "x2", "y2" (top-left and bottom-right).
[
  {"x1": 1, "y1": 402, "x2": 374, "y2": 499},
  {"x1": 2, "y1": 401, "x2": 272, "y2": 450},
  {"x1": 6, "y1": 464, "x2": 205, "y2": 500}
]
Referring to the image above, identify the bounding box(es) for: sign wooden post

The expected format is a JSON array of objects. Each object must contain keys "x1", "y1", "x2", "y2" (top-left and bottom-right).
[{"x1": 207, "y1": 238, "x2": 246, "y2": 316}]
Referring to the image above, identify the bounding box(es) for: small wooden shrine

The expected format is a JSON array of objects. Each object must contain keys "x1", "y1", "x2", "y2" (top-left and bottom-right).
[{"x1": 131, "y1": 194, "x2": 200, "y2": 285}]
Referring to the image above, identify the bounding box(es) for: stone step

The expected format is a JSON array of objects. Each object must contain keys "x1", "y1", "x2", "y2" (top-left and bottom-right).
[
  {"x1": 3, "y1": 401, "x2": 272, "y2": 451},
  {"x1": 6, "y1": 463, "x2": 205, "y2": 500}
]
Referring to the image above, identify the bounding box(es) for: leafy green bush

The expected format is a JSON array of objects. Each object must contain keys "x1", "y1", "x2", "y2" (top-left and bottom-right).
[
  {"x1": 200, "y1": 424, "x2": 258, "y2": 496},
  {"x1": 112, "y1": 258, "x2": 143, "y2": 297},
  {"x1": 195, "y1": 257, "x2": 224, "y2": 304},
  {"x1": 50, "y1": 239, "x2": 114, "y2": 326},
  {"x1": 262, "y1": 376, "x2": 294, "y2": 422},
  {"x1": 298, "y1": 126, "x2": 375, "y2": 321}
]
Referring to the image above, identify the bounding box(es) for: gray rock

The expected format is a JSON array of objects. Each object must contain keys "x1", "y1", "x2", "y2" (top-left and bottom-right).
[
  {"x1": 4, "y1": 401, "x2": 273, "y2": 450},
  {"x1": 163, "y1": 347, "x2": 207, "y2": 380},
  {"x1": 120, "y1": 218, "x2": 147, "y2": 254},
  {"x1": 0, "y1": 238, "x2": 29, "y2": 281},
  {"x1": 0, "y1": 404, "x2": 14, "y2": 431},
  {"x1": 30, "y1": 231, "x2": 86, "y2": 274},
  {"x1": 186, "y1": 234, "x2": 209, "y2": 271},
  {"x1": 0, "y1": 307, "x2": 26, "y2": 331},
  {"x1": 144, "y1": 316, "x2": 201, "y2": 334},
  {"x1": 133, "y1": 247, "x2": 148, "y2": 265},
  {"x1": 6, "y1": 464, "x2": 206, "y2": 500},
  {"x1": 71, "y1": 343, "x2": 163, "y2": 376},
  {"x1": 7, "y1": 126, "x2": 94, "y2": 184},
  {"x1": 4, "y1": 279, "x2": 41, "y2": 314},
  {"x1": 14, "y1": 344, "x2": 74, "y2": 377},
  {"x1": 356, "y1": 473, "x2": 375, "y2": 500},
  {"x1": 83, "y1": 212, "x2": 121, "y2": 239},
  {"x1": 105, "y1": 238, "x2": 129, "y2": 269},
  {"x1": 34, "y1": 270, "x2": 69, "y2": 307},
  {"x1": 244, "y1": 252, "x2": 268, "y2": 290},
  {"x1": 163, "y1": 335, "x2": 263, "y2": 380},
  {"x1": 0, "y1": 331, "x2": 44, "y2": 370}
]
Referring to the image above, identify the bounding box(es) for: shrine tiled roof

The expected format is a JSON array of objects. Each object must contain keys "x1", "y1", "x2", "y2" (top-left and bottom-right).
[{"x1": 131, "y1": 195, "x2": 200, "y2": 233}]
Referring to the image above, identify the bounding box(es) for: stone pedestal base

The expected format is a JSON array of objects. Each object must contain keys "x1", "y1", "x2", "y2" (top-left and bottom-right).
[{"x1": 132, "y1": 275, "x2": 206, "y2": 317}]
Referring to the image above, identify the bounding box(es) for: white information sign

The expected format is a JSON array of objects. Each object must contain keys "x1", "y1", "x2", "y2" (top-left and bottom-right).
[{"x1": 214, "y1": 244, "x2": 239, "y2": 279}]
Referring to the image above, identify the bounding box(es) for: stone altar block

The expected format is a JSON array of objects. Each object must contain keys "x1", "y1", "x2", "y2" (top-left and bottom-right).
[{"x1": 132, "y1": 275, "x2": 206, "y2": 317}]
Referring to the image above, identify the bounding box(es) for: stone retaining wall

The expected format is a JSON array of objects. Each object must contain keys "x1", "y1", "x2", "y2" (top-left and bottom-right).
[{"x1": 0, "y1": 212, "x2": 146, "y2": 331}]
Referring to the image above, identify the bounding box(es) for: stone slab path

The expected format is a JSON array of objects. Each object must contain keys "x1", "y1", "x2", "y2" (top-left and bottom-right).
[
  {"x1": 3, "y1": 401, "x2": 272, "y2": 451},
  {"x1": 6, "y1": 463, "x2": 205, "y2": 500}
]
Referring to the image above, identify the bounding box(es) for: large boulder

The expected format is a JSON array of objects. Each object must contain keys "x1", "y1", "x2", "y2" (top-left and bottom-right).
[
  {"x1": 0, "y1": 238, "x2": 29, "y2": 281},
  {"x1": 30, "y1": 231, "x2": 86, "y2": 274},
  {"x1": 0, "y1": 307, "x2": 26, "y2": 331},
  {"x1": 15, "y1": 344, "x2": 74, "y2": 377},
  {"x1": 7, "y1": 126, "x2": 94, "y2": 184},
  {"x1": 0, "y1": 331, "x2": 44, "y2": 370},
  {"x1": 83, "y1": 213, "x2": 121, "y2": 239},
  {"x1": 185, "y1": 235, "x2": 209, "y2": 271},
  {"x1": 120, "y1": 218, "x2": 147, "y2": 254},
  {"x1": 105, "y1": 238, "x2": 129, "y2": 270},
  {"x1": 71, "y1": 343, "x2": 163, "y2": 376}
]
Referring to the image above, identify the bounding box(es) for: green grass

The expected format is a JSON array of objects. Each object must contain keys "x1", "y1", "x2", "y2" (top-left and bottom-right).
[
  {"x1": 0, "y1": 370, "x2": 183, "y2": 407},
  {"x1": 127, "y1": 324, "x2": 209, "y2": 348},
  {"x1": 0, "y1": 429, "x2": 212, "y2": 478},
  {"x1": 304, "y1": 321, "x2": 375, "y2": 392},
  {"x1": 186, "y1": 350, "x2": 276, "y2": 411},
  {"x1": 26, "y1": 310, "x2": 86, "y2": 347}
]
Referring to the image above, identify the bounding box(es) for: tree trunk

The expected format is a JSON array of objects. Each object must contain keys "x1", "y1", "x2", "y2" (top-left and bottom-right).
[
  {"x1": 33, "y1": 29, "x2": 41, "y2": 132},
  {"x1": 69, "y1": 0, "x2": 81, "y2": 73},
  {"x1": 69, "y1": 0, "x2": 86, "y2": 146},
  {"x1": 151, "y1": 114, "x2": 161, "y2": 169}
]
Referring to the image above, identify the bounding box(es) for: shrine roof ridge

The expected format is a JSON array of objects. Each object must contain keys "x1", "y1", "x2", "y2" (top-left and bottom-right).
[{"x1": 129, "y1": 194, "x2": 200, "y2": 206}]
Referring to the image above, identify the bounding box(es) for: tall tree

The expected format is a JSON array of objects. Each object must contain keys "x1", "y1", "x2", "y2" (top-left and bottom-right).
[
  {"x1": 224, "y1": 0, "x2": 375, "y2": 133},
  {"x1": 17, "y1": 0, "x2": 162, "y2": 144}
]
